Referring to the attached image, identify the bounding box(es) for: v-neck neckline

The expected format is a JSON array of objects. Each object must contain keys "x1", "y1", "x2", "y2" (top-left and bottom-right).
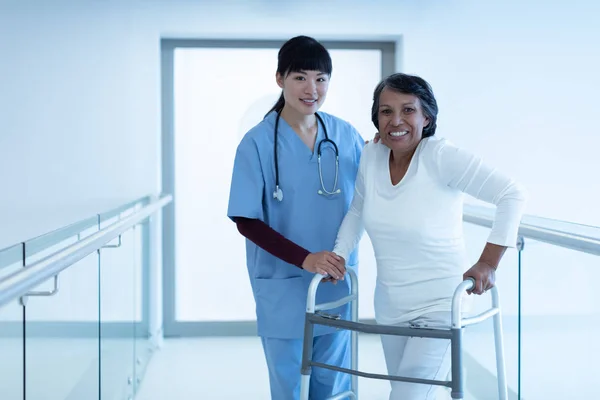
[
  {"x1": 384, "y1": 142, "x2": 421, "y2": 188},
  {"x1": 278, "y1": 114, "x2": 322, "y2": 160}
]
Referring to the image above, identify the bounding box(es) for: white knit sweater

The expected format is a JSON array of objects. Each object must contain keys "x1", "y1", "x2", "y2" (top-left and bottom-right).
[{"x1": 333, "y1": 137, "x2": 527, "y2": 325}]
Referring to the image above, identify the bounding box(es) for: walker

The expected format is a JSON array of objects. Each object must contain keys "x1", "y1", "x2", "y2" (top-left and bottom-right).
[{"x1": 300, "y1": 269, "x2": 508, "y2": 400}]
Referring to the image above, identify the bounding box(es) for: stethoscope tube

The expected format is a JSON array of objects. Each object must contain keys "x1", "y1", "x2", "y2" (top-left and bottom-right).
[
  {"x1": 316, "y1": 135, "x2": 340, "y2": 196},
  {"x1": 273, "y1": 111, "x2": 340, "y2": 202}
]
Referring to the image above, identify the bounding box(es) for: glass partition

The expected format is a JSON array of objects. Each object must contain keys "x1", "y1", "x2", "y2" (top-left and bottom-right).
[
  {"x1": 133, "y1": 218, "x2": 150, "y2": 395},
  {"x1": 24, "y1": 226, "x2": 100, "y2": 400},
  {"x1": 0, "y1": 245, "x2": 25, "y2": 399},
  {"x1": 463, "y1": 219, "x2": 600, "y2": 400},
  {"x1": 0, "y1": 196, "x2": 160, "y2": 400},
  {"x1": 99, "y1": 210, "x2": 137, "y2": 399},
  {"x1": 519, "y1": 238, "x2": 599, "y2": 399},
  {"x1": 462, "y1": 222, "x2": 521, "y2": 399}
]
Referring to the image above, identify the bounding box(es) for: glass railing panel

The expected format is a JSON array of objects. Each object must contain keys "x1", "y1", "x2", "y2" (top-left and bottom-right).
[
  {"x1": 520, "y1": 238, "x2": 599, "y2": 399},
  {"x1": 24, "y1": 224, "x2": 100, "y2": 400},
  {"x1": 0, "y1": 245, "x2": 25, "y2": 399},
  {"x1": 0, "y1": 300, "x2": 24, "y2": 400},
  {"x1": 99, "y1": 210, "x2": 136, "y2": 399},
  {"x1": 133, "y1": 215, "x2": 150, "y2": 395},
  {"x1": 462, "y1": 222, "x2": 520, "y2": 399}
]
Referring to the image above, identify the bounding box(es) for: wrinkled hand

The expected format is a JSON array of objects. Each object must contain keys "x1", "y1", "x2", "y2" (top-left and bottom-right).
[
  {"x1": 463, "y1": 262, "x2": 496, "y2": 295},
  {"x1": 302, "y1": 251, "x2": 346, "y2": 281},
  {"x1": 365, "y1": 132, "x2": 381, "y2": 145}
]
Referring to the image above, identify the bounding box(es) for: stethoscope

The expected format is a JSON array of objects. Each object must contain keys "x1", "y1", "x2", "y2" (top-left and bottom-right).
[{"x1": 273, "y1": 111, "x2": 341, "y2": 202}]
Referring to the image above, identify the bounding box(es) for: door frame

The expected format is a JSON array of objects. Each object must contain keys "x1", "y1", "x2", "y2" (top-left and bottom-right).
[{"x1": 161, "y1": 37, "x2": 399, "y2": 337}]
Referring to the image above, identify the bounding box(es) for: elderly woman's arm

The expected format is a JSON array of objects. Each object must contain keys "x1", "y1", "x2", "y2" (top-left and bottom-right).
[
  {"x1": 311, "y1": 143, "x2": 368, "y2": 282},
  {"x1": 434, "y1": 139, "x2": 528, "y2": 295},
  {"x1": 331, "y1": 147, "x2": 369, "y2": 268},
  {"x1": 332, "y1": 178, "x2": 365, "y2": 265}
]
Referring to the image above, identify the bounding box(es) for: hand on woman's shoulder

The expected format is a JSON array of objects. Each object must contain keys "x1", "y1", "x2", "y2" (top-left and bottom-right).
[{"x1": 362, "y1": 139, "x2": 381, "y2": 155}]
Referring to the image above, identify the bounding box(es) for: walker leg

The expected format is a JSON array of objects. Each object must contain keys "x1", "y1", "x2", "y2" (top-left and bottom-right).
[
  {"x1": 300, "y1": 315, "x2": 315, "y2": 400},
  {"x1": 351, "y1": 329, "x2": 358, "y2": 396},
  {"x1": 493, "y1": 309, "x2": 508, "y2": 400},
  {"x1": 450, "y1": 327, "x2": 465, "y2": 399},
  {"x1": 350, "y1": 273, "x2": 359, "y2": 397},
  {"x1": 300, "y1": 375, "x2": 311, "y2": 400}
]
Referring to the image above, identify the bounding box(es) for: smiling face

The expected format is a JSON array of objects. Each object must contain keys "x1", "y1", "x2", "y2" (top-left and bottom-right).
[
  {"x1": 277, "y1": 69, "x2": 329, "y2": 116},
  {"x1": 377, "y1": 87, "x2": 430, "y2": 154}
]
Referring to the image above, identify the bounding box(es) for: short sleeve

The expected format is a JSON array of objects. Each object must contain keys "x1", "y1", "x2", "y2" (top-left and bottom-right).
[{"x1": 227, "y1": 137, "x2": 265, "y2": 222}]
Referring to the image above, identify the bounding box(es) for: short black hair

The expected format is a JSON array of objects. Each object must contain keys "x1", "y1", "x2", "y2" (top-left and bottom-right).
[
  {"x1": 266, "y1": 36, "x2": 332, "y2": 116},
  {"x1": 371, "y1": 73, "x2": 438, "y2": 137}
]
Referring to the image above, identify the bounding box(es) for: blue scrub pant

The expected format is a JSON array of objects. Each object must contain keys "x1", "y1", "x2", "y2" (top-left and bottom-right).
[{"x1": 260, "y1": 330, "x2": 351, "y2": 400}]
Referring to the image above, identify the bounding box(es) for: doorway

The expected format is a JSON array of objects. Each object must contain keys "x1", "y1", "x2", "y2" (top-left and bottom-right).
[{"x1": 161, "y1": 38, "x2": 397, "y2": 337}]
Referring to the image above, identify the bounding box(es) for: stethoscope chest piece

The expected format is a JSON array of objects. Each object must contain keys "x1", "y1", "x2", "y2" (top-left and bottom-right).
[{"x1": 273, "y1": 186, "x2": 283, "y2": 202}]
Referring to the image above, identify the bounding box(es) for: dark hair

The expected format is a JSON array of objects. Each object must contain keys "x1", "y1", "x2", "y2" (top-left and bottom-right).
[
  {"x1": 266, "y1": 36, "x2": 333, "y2": 116},
  {"x1": 371, "y1": 73, "x2": 438, "y2": 137}
]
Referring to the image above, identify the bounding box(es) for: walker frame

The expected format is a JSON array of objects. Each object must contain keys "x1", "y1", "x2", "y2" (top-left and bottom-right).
[{"x1": 299, "y1": 269, "x2": 508, "y2": 400}]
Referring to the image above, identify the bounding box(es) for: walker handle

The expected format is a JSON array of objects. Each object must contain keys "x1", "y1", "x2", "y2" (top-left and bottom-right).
[{"x1": 463, "y1": 277, "x2": 476, "y2": 292}]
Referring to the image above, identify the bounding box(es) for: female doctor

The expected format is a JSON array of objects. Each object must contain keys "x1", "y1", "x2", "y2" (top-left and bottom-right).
[{"x1": 227, "y1": 35, "x2": 365, "y2": 399}]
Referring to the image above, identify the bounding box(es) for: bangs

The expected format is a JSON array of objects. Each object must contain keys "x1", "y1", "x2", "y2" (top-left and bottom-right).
[{"x1": 284, "y1": 45, "x2": 332, "y2": 76}]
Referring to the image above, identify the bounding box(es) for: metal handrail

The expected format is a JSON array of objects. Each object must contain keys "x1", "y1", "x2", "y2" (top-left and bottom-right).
[
  {"x1": 0, "y1": 195, "x2": 152, "y2": 271},
  {"x1": 0, "y1": 195, "x2": 172, "y2": 309},
  {"x1": 463, "y1": 204, "x2": 600, "y2": 256}
]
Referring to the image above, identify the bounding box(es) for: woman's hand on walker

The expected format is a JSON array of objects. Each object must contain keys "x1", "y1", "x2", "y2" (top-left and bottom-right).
[
  {"x1": 463, "y1": 261, "x2": 496, "y2": 295},
  {"x1": 302, "y1": 251, "x2": 346, "y2": 281}
]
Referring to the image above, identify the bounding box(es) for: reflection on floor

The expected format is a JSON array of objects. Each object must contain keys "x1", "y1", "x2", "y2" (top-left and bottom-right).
[
  {"x1": 135, "y1": 334, "x2": 476, "y2": 400},
  {"x1": 0, "y1": 338, "x2": 139, "y2": 400},
  {"x1": 1, "y1": 318, "x2": 597, "y2": 399}
]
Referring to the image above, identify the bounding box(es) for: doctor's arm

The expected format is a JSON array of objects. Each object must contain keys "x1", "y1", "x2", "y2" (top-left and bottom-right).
[
  {"x1": 233, "y1": 217, "x2": 345, "y2": 279},
  {"x1": 228, "y1": 138, "x2": 344, "y2": 279},
  {"x1": 436, "y1": 141, "x2": 527, "y2": 295}
]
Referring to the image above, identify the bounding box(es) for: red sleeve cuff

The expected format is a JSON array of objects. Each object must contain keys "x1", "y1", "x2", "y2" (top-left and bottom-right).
[{"x1": 233, "y1": 217, "x2": 310, "y2": 268}]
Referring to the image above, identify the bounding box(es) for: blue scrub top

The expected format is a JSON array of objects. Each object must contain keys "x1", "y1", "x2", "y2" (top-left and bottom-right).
[{"x1": 227, "y1": 110, "x2": 364, "y2": 339}]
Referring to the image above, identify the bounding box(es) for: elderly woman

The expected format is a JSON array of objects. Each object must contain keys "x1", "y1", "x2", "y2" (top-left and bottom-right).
[{"x1": 330, "y1": 73, "x2": 527, "y2": 400}]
